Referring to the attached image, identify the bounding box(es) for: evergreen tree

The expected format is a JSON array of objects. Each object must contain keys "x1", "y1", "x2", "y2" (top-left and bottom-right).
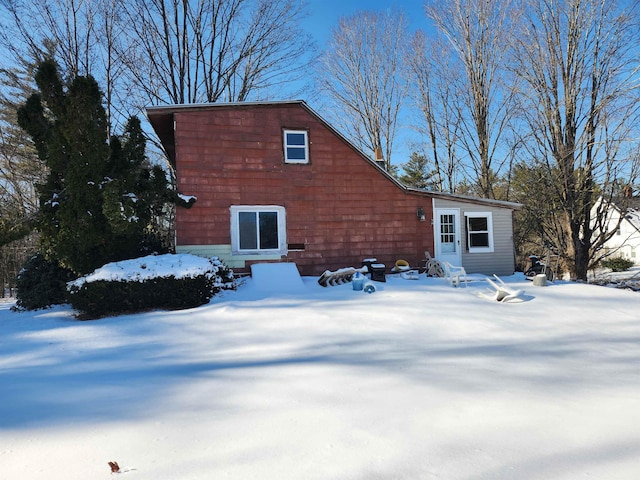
[
  {"x1": 399, "y1": 152, "x2": 434, "y2": 189},
  {"x1": 102, "y1": 117, "x2": 176, "y2": 257},
  {"x1": 17, "y1": 60, "x2": 181, "y2": 275},
  {"x1": 508, "y1": 160, "x2": 565, "y2": 269}
]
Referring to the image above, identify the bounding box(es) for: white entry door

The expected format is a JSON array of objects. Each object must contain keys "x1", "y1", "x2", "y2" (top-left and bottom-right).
[{"x1": 434, "y1": 208, "x2": 462, "y2": 265}]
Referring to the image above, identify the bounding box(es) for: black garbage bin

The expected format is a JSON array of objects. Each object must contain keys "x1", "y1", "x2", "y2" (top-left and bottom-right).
[
  {"x1": 369, "y1": 263, "x2": 386, "y2": 282},
  {"x1": 362, "y1": 258, "x2": 377, "y2": 273}
]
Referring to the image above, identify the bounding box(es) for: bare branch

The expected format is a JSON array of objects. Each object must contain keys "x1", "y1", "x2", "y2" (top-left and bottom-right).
[
  {"x1": 425, "y1": 0, "x2": 518, "y2": 199},
  {"x1": 315, "y1": 9, "x2": 408, "y2": 170}
]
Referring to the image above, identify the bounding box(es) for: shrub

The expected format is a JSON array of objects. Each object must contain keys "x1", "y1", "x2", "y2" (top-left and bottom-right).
[
  {"x1": 600, "y1": 256, "x2": 634, "y2": 272},
  {"x1": 66, "y1": 254, "x2": 235, "y2": 318},
  {"x1": 14, "y1": 253, "x2": 76, "y2": 310},
  {"x1": 67, "y1": 276, "x2": 213, "y2": 318}
]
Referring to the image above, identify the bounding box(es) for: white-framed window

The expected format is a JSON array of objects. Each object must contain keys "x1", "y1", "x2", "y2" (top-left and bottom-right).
[
  {"x1": 465, "y1": 212, "x2": 494, "y2": 253},
  {"x1": 230, "y1": 205, "x2": 287, "y2": 255},
  {"x1": 283, "y1": 129, "x2": 309, "y2": 163}
]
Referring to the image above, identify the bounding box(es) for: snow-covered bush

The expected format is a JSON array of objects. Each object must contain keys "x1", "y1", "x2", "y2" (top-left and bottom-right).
[
  {"x1": 14, "y1": 253, "x2": 77, "y2": 311},
  {"x1": 66, "y1": 254, "x2": 234, "y2": 318}
]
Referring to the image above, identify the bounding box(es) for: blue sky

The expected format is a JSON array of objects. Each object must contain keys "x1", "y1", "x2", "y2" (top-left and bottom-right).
[{"x1": 303, "y1": 0, "x2": 430, "y2": 47}]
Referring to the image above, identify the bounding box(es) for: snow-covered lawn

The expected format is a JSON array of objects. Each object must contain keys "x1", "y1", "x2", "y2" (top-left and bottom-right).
[{"x1": 1, "y1": 272, "x2": 640, "y2": 479}]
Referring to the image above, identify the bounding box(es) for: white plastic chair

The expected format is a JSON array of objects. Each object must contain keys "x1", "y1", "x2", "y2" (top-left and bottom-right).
[
  {"x1": 440, "y1": 260, "x2": 467, "y2": 288},
  {"x1": 479, "y1": 274, "x2": 525, "y2": 302}
]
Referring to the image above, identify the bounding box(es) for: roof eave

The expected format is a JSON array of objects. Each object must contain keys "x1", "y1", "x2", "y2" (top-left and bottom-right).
[{"x1": 406, "y1": 187, "x2": 523, "y2": 210}]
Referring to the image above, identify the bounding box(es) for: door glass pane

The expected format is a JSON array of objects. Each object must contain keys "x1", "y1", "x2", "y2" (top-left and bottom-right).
[
  {"x1": 239, "y1": 212, "x2": 257, "y2": 250},
  {"x1": 440, "y1": 214, "x2": 456, "y2": 253},
  {"x1": 442, "y1": 242, "x2": 455, "y2": 253},
  {"x1": 259, "y1": 212, "x2": 278, "y2": 249}
]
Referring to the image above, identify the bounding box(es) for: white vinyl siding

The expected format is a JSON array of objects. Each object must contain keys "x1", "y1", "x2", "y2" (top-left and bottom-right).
[{"x1": 433, "y1": 198, "x2": 515, "y2": 276}]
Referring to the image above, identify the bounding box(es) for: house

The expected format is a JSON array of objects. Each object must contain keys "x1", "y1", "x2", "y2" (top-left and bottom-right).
[
  {"x1": 593, "y1": 194, "x2": 640, "y2": 265},
  {"x1": 146, "y1": 100, "x2": 521, "y2": 277}
]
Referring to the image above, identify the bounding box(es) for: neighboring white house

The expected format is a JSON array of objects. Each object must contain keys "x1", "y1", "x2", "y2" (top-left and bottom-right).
[{"x1": 593, "y1": 196, "x2": 640, "y2": 265}]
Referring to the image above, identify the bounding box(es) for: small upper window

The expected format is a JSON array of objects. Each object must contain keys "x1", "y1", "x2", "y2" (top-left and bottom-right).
[
  {"x1": 466, "y1": 212, "x2": 494, "y2": 253},
  {"x1": 284, "y1": 129, "x2": 309, "y2": 163}
]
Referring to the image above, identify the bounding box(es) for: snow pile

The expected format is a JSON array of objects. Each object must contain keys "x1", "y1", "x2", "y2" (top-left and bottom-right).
[
  {"x1": 68, "y1": 253, "x2": 226, "y2": 288},
  {"x1": 250, "y1": 262, "x2": 305, "y2": 293}
]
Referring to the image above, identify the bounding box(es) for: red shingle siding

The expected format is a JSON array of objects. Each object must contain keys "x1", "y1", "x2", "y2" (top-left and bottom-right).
[{"x1": 172, "y1": 104, "x2": 434, "y2": 275}]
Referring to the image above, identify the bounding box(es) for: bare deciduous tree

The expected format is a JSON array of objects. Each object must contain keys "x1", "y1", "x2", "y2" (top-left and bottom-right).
[
  {"x1": 0, "y1": 0, "x2": 128, "y2": 136},
  {"x1": 315, "y1": 9, "x2": 408, "y2": 171},
  {"x1": 0, "y1": 0, "x2": 98, "y2": 78},
  {"x1": 425, "y1": 0, "x2": 516, "y2": 199},
  {"x1": 1, "y1": 0, "x2": 314, "y2": 117},
  {"x1": 512, "y1": 0, "x2": 640, "y2": 280},
  {"x1": 0, "y1": 59, "x2": 43, "y2": 246},
  {"x1": 119, "y1": 0, "x2": 314, "y2": 106},
  {"x1": 407, "y1": 31, "x2": 462, "y2": 193}
]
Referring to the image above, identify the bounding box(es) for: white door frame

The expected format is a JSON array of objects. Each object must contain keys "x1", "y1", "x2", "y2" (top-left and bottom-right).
[{"x1": 434, "y1": 208, "x2": 462, "y2": 266}]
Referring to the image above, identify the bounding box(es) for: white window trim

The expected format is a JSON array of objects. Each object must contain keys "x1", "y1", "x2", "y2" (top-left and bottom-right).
[
  {"x1": 230, "y1": 205, "x2": 287, "y2": 255},
  {"x1": 283, "y1": 129, "x2": 309, "y2": 164},
  {"x1": 466, "y1": 212, "x2": 494, "y2": 253}
]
